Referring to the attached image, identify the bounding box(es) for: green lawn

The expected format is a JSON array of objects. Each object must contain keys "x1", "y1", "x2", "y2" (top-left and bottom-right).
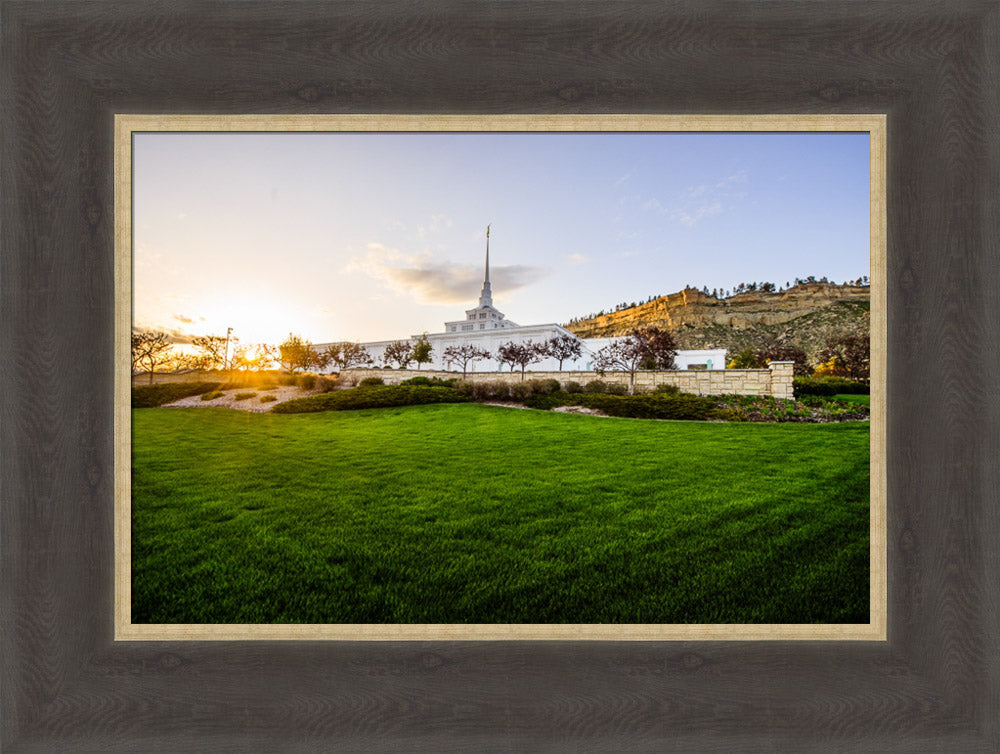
[
  {"x1": 132, "y1": 404, "x2": 869, "y2": 624},
  {"x1": 834, "y1": 393, "x2": 871, "y2": 407}
]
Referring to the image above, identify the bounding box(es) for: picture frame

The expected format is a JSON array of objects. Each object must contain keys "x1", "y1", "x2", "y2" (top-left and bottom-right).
[
  {"x1": 116, "y1": 113, "x2": 886, "y2": 642},
  {"x1": 4, "y1": 2, "x2": 997, "y2": 749}
]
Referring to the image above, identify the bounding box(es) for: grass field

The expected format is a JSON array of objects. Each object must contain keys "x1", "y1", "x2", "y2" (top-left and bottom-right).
[
  {"x1": 834, "y1": 393, "x2": 871, "y2": 407},
  {"x1": 132, "y1": 404, "x2": 870, "y2": 624}
]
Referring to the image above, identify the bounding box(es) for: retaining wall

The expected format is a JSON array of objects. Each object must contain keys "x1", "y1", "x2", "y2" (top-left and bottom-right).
[{"x1": 343, "y1": 361, "x2": 795, "y2": 399}]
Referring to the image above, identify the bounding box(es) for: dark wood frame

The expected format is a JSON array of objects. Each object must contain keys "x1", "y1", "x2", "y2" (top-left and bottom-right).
[{"x1": 3, "y1": 2, "x2": 997, "y2": 749}]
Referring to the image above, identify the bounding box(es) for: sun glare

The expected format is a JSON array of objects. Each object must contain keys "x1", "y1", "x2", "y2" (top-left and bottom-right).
[{"x1": 197, "y1": 295, "x2": 319, "y2": 347}]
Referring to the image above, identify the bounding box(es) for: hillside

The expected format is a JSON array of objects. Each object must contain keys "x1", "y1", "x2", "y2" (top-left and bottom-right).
[{"x1": 565, "y1": 283, "x2": 870, "y2": 364}]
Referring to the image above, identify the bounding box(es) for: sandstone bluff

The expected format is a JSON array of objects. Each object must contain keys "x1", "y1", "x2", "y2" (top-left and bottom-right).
[{"x1": 565, "y1": 282, "x2": 870, "y2": 364}]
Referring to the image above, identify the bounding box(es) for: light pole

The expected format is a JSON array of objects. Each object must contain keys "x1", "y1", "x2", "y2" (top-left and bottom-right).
[{"x1": 223, "y1": 326, "x2": 233, "y2": 372}]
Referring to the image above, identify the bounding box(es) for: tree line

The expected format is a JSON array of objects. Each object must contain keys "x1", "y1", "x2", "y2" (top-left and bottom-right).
[
  {"x1": 131, "y1": 327, "x2": 678, "y2": 394},
  {"x1": 131, "y1": 330, "x2": 433, "y2": 384},
  {"x1": 132, "y1": 325, "x2": 868, "y2": 389},
  {"x1": 726, "y1": 333, "x2": 870, "y2": 382},
  {"x1": 440, "y1": 328, "x2": 678, "y2": 394}
]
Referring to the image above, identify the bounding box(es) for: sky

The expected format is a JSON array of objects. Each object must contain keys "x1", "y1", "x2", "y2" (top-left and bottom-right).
[{"x1": 133, "y1": 130, "x2": 870, "y2": 346}]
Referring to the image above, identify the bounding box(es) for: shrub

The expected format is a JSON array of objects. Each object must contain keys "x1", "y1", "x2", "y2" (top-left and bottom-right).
[
  {"x1": 564, "y1": 381, "x2": 583, "y2": 394},
  {"x1": 401, "y1": 375, "x2": 458, "y2": 388},
  {"x1": 296, "y1": 373, "x2": 317, "y2": 390},
  {"x1": 316, "y1": 376, "x2": 339, "y2": 393},
  {"x1": 259, "y1": 394, "x2": 278, "y2": 403},
  {"x1": 798, "y1": 395, "x2": 827, "y2": 408},
  {"x1": 509, "y1": 382, "x2": 533, "y2": 401},
  {"x1": 233, "y1": 391, "x2": 257, "y2": 401},
  {"x1": 581, "y1": 379, "x2": 628, "y2": 395},
  {"x1": 653, "y1": 383, "x2": 681, "y2": 395},
  {"x1": 526, "y1": 378, "x2": 561, "y2": 395},
  {"x1": 452, "y1": 379, "x2": 474, "y2": 397},
  {"x1": 272, "y1": 385, "x2": 469, "y2": 414},
  {"x1": 200, "y1": 390, "x2": 224, "y2": 401},
  {"x1": 522, "y1": 391, "x2": 721, "y2": 420},
  {"x1": 521, "y1": 392, "x2": 567, "y2": 410},
  {"x1": 359, "y1": 376, "x2": 385, "y2": 387},
  {"x1": 794, "y1": 376, "x2": 869, "y2": 397},
  {"x1": 131, "y1": 381, "x2": 221, "y2": 408},
  {"x1": 471, "y1": 380, "x2": 510, "y2": 401},
  {"x1": 278, "y1": 374, "x2": 298, "y2": 386},
  {"x1": 583, "y1": 393, "x2": 719, "y2": 419}
]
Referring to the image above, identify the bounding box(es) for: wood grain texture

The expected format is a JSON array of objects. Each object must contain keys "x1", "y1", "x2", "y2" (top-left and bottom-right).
[{"x1": 2, "y1": 0, "x2": 998, "y2": 750}]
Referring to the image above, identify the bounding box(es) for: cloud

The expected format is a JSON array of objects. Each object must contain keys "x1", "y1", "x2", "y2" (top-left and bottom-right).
[
  {"x1": 565, "y1": 253, "x2": 588, "y2": 266},
  {"x1": 132, "y1": 324, "x2": 194, "y2": 344},
  {"x1": 669, "y1": 201, "x2": 723, "y2": 227},
  {"x1": 381, "y1": 263, "x2": 549, "y2": 305},
  {"x1": 173, "y1": 313, "x2": 195, "y2": 324},
  {"x1": 640, "y1": 169, "x2": 748, "y2": 227},
  {"x1": 716, "y1": 170, "x2": 748, "y2": 189},
  {"x1": 416, "y1": 214, "x2": 453, "y2": 238},
  {"x1": 349, "y1": 242, "x2": 550, "y2": 305},
  {"x1": 613, "y1": 170, "x2": 633, "y2": 188}
]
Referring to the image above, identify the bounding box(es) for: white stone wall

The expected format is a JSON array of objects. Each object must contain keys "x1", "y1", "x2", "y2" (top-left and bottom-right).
[{"x1": 341, "y1": 361, "x2": 795, "y2": 398}]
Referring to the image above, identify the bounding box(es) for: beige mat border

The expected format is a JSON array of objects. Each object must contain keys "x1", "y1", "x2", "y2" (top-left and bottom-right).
[{"x1": 114, "y1": 114, "x2": 886, "y2": 641}]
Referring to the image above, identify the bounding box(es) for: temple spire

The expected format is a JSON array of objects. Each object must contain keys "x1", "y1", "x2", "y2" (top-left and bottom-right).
[{"x1": 478, "y1": 224, "x2": 493, "y2": 307}]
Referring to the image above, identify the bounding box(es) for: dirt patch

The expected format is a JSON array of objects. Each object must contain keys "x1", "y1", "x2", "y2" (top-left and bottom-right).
[
  {"x1": 551, "y1": 405, "x2": 609, "y2": 417},
  {"x1": 164, "y1": 386, "x2": 313, "y2": 413}
]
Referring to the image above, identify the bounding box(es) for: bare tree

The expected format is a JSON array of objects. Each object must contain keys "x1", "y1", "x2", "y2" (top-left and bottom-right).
[
  {"x1": 496, "y1": 341, "x2": 521, "y2": 373},
  {"x1": 256, "y1": 344, "x2": 279, "y2": 371},
  {"x1": 593, "y1": 327, "x2": 677, "y2": 394},
  {"x1": 311, "y1": 347, "x2": 332, "y2": 372},
  {"x1": 541, "y1": 334, "x2": 583, "y2": 371},
  {"x1": 131, "y1": 331, "x2": 173, "y2": 384},
  {"x1": 325, "y1": 341, "x2": 373, "y2": 372},
  {"x1": 191, "y1": 334, "x2": 234, "y2": 371},
  {"x1": 592, "y1": 339, "x2": 647, "y2": 394},
  {"x1": 634, "y1": 326, "x2": 677, "y2": 371},
  {"x1": 496, "y1": 340, "x2": 544, "y2": 380},
  {"x1": 231, "y1": 343, "x2": 279, "y2": 373},
  {"x1": 384, "y1": 340, "x2": 414, "y2": 369},
  {"x1": 443, "y1": 344, "x2": 491, "y2": 378}
]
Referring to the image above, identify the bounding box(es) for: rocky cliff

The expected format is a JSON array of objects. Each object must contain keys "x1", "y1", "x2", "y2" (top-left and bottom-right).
[{"x1": 565, "y1": 283, "x2": 870, "y2": 364}]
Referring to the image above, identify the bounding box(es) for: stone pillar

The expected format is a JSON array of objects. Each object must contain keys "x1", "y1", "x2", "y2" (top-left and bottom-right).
[{"x1": 767, "y1": 361, "x2": 795, "y2": 399}]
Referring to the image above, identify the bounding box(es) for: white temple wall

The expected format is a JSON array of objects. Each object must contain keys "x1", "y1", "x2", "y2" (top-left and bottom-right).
[{"x1": 316, "y1": 332, "x2": 726, "y2": 374}]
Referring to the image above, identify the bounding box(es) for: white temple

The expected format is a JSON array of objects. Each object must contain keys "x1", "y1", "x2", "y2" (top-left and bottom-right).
[{"x1": 317, "y1": 228, "x2": 726, "y2": 374}]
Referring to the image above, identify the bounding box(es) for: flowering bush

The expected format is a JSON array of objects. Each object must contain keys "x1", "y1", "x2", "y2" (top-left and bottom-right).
[{"x1": 715, "y1": 395, "x2": 869, "y2": 422}]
